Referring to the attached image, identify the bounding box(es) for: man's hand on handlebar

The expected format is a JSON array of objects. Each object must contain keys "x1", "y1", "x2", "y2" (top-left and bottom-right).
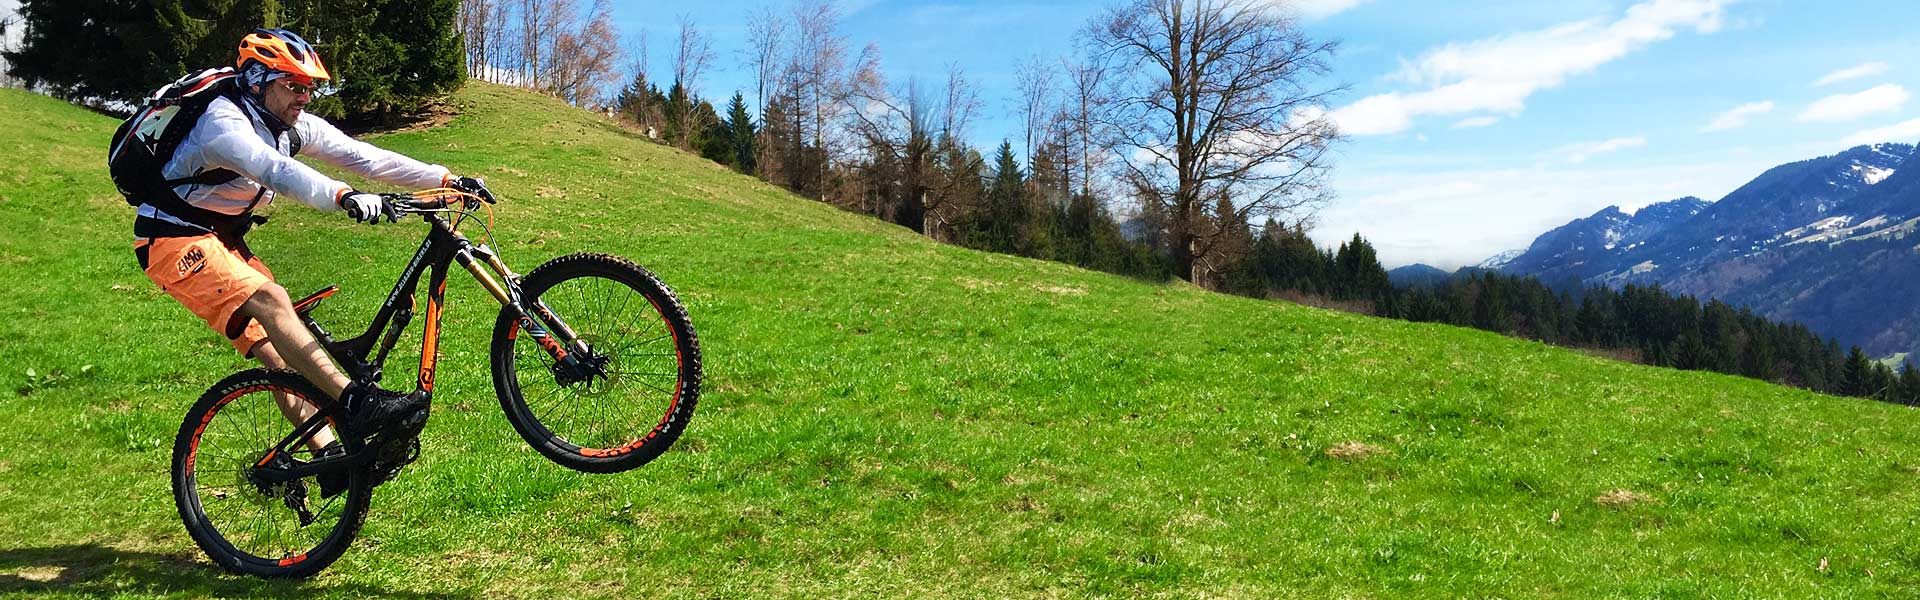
[
  {"x1": 340, "y1": 191, "x2": 400, "y2": 224},
  {"x1": 449, "y1": 175, "x2": 497, "y2": 204}
]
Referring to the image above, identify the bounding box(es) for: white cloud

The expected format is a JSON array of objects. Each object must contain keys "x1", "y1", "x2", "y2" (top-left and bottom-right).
[
  {"x1": 1317, "y1": 159, "x2": 1768, "y2": 269},
  {"x1": 1328, "y1": 0, "x2": 1732, "y2": 136},
  {"x1": 1840, "y1": 117, "x2": 1920, "y2": 147},
  {"x1": 1453, "y1": 116, "x2": 1500, "y2": 129},
  {"x1": 1813, "y1": 62, "x2": 1888, "y2": 87},
  {"x1": 1283, "y1": 0, "x2": 1368, "y2": 20},
  {"x1": 1798, "y1": 84, "x2": 1910, "y2": 122},
  {"x1": 1700, "y1": 100, "x2": 1773, "y2": 132},
  {"x1": 1558, "y1": 136, "x2": 1647, "y2": 162}
]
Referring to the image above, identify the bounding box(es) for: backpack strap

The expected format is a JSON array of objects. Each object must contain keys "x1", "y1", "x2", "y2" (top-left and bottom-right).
[{"x1": 163, "y1": 169, "x2": 242, "y2": 188}]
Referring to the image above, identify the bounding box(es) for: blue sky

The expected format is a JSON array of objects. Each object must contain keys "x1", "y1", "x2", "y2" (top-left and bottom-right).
[{"x1": 608, "y1": 0, "x2": 1920, "y2": 269}]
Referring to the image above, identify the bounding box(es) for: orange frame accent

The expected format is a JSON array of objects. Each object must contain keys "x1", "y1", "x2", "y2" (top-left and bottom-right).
[{"x1": 418, "y1": 278, "x2": 448, "y2": 392}]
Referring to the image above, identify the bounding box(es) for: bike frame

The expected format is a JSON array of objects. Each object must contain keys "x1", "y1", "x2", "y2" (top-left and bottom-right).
[{"x1": 254, "y1": 208, "x2": 596, "y2": 482}]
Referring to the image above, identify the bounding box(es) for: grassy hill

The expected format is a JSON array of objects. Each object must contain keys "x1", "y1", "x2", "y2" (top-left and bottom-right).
[{"x1": 2, "y1": 83, "x2": 1917, "y2": 598}]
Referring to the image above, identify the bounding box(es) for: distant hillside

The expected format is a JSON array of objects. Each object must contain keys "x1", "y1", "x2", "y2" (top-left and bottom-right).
[
  {"x1": 4, "y1": 85, "x2": 1919, "y2": 598},
  {"x1": 1498, "y1": 143, "x2": 1920, "y2": 360},
  {"x1": 1499, "y1": 196, "x2": 1708, "y2": 289},
  {"x1": 1386, "y1": 263, "x2": 1451, "y2": 288}
]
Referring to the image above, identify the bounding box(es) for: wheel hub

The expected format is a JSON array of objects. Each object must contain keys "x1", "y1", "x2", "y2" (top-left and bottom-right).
[{"x1": 549, "y1": 334, "x2": 615, "y2": 390}]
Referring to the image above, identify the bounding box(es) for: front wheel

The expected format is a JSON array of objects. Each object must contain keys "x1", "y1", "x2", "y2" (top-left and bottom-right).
[{"x1": 491, "y1": 252, "x2": 702, "y2": 473}]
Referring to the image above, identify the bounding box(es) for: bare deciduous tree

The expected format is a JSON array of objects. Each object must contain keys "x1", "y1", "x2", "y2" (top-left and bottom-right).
[
  {"x1": 1086, "y1": 0, "x2": 1342, "y2": 282},
  {"x1": 672, "y1": 15, "x2": 713, "y2": 95},
  {"x1": 844, "y1": 47, "x2": 927, "y2": 228},
  {"x1": 787, "y1": 0, "x2": 851, "y2": 200},
  {"x1": 939, "y1": 63, "x2": 981, "y2": 141},
  {"x1": 485, "y1": 0, "x2": 514, "y2": 82},
  {"x1": 517, "y1": 0, "x2": 547, "y2": 86},
  {"x1": 546, "y1": 0, "x2": 619, "y2": 106},
  {"x1": 1061, "y1": 58, "x2": 1109, "y2": 200},
  {"x1": 743, "y1": 5, "x2": 785, "y2": 119},
  {"x1": 460, "y1": 0, "x2": 491, "y2": 80},
  {"x1": 0, "y1": 11, "x2": 19, "y2": 89},
  {"x1": 668, "y1": 16, "x2": 715, "y2": 146},
  {"x1": 1012, "y1": 55, "x2": 1056, "y2": 170}
]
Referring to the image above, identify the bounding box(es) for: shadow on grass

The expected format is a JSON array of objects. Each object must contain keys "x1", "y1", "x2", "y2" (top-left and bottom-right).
[{"x1": 0, "y1": 544, "x2": 473, "y2": 599}]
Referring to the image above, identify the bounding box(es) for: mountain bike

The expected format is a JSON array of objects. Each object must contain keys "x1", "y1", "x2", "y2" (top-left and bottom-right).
[{"x1": 169, "y1": 187, "x2": 701, "y2": 578}]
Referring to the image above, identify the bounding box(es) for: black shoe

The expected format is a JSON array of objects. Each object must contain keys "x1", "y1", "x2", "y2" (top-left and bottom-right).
[
  {"x1": 313, "y1": 443, "x2": 347, "y2": 499},
  {"x1": 341, "y1": 382, "x2": 429, "y2": 440}
]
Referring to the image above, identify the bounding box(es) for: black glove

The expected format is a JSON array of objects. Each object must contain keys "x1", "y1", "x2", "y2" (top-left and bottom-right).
[{"x1": 450, "y1": 175, "x2": 497, "y2": 204}]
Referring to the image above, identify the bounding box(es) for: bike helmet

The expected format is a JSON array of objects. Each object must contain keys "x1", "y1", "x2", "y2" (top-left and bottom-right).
[{"x1": 236, "y1": 28, "x2": 331, "y2": 85}]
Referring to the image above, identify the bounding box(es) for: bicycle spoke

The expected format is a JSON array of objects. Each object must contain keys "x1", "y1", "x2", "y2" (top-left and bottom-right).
[
  {"x1": 188, "y1": 381, "x2": 349, "y2": 566},
  {"x1": 501, "y1": 262, "x2": 693, "y2": 457}
]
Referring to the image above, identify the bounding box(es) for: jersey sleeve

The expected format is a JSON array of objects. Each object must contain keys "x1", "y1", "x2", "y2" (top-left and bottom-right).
[
  {"x1": 296, "y1": 115, "x2": 452, "y2": 190},
  {"x1": 196, "y1": 102, "x2": 354, "y2": 210}
]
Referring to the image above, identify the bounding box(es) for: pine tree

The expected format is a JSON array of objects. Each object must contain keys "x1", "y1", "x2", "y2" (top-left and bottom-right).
[
  {"x1": 6, "y1": 0, "x2": 207, "y2": 104},
  {"x1": 720, "y1": 93, "x2": 758, "y2": 174},
  {"x1": 1898, "y1": 361, "x2": 1920, "y2": 406},
  {"x1": 977, "y1": 142, "x2": 1026, "y2": 254},
  {"x1": 1841, "y1": 346, "x2": 1874, "y2": 397},
  {"x1": 1868, "y1": 363, "x2": 1898, "y2": 402}
]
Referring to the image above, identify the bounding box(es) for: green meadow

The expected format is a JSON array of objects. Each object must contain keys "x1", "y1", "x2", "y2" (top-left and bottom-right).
[{"x1": 1, "y1": 83, "x2": 1917, "y2": 598}]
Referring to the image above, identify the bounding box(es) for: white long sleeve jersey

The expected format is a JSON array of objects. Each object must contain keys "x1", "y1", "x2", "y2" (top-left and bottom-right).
[{"x1": 139, "y1": 94, "x2": 451, "y2": 230}]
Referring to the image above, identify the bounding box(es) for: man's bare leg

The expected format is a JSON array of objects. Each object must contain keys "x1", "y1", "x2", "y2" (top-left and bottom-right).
[
  {"x1": 237, "y1": 283, "x2": 350, "y2": 399},
  {"x1": 253, "y1": 339, "x2": 340, "y2": 450},
  {"x1": 239, "y1": 283, "x2": 352, "y2": 451}
]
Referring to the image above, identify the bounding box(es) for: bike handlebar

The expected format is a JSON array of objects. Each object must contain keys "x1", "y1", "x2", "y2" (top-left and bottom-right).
[{"x1": 377, "y1": 191, "x2": 494, "y2": 215}]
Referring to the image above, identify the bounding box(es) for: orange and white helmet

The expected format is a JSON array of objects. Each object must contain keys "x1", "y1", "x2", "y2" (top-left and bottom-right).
[{"x1": 237, "y1": 28, "x2": 330, "y2": 85}]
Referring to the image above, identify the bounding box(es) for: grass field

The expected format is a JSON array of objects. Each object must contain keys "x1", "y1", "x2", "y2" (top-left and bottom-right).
[{"x1": 2, "y1": 83, "x2": 1918, "y2": 598}]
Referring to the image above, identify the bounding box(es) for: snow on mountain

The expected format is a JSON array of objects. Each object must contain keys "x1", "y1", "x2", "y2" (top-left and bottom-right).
[
  {"x1": 1474, "y1": 249, "x2": 1526, "y2": 270},
  {"x1": 1493, "y1": 196, "x2": 1708, "y2": 287},
  {"x1": 1859, "y1": 165, "x2": 1895, "y2": 185}
]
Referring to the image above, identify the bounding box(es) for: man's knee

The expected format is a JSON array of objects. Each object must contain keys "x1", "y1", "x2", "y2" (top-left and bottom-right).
[{"x1": 240, "y1": 282, "x2": 293, "y2": 318}]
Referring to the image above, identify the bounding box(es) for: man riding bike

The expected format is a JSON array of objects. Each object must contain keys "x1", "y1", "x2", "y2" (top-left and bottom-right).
[{"x1": 131, "y1": 29, "x2": 483, "y2": 493}]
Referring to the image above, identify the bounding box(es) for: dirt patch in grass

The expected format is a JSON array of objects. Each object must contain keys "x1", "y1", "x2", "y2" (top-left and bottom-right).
[
  {"x1": 5, "y1": 565, "x2": 63, "y2": 582},
  {"x1": 1595, "y1": 489, "x2": 1654, "y2": 509},
  {"x1": 957, "y1": 277, "x2": 1002, "y2": 291},
  {"x1": 1326, "y1": 441, "x2": 1384, "y2": 460},
  {"x1": 338, "y1": 100, "x2": 459, "y2": 136}
]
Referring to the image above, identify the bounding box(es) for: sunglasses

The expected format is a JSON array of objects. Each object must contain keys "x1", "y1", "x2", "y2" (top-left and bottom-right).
[{"x1": 279, "y1": 79, "x2": 316, "y2": 96}]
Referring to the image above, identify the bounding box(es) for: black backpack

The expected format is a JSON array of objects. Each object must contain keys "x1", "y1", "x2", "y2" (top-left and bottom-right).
[{"x1": 108, "y1": 67, "x2": 281, "y2": 231}]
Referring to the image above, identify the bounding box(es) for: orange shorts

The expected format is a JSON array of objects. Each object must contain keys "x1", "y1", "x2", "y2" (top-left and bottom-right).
[{"x1": 137, "y1": 235, "x2": 274, "y2": 357}]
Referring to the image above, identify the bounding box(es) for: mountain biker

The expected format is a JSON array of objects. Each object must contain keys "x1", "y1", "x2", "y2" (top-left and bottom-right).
[{"x1": 131, "y1": 29, "x2": 482, "y2": 481}]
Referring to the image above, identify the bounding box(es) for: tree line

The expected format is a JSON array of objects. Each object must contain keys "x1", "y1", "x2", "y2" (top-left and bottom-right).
[
  {"x1": 1229, "y1": 224, "x2": 1920, "y2": 406},
  {"x1": 4, "y1": 0, "x2": 464, "y2": 123},
  {"x1": 562, "y1": 0, "x2": 1339, "y2": 286}
]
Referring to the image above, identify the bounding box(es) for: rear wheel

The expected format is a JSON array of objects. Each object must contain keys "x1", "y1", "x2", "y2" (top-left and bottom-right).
[
  {"x1": 172, "y1": 369, "x2": 370, "y2": 578},
  {"x1": 491, "y1": 252, "x2": 701, "y2": 473}
]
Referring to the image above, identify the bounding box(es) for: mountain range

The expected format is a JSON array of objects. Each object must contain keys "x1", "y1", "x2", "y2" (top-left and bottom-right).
[{"x1": 1485, "y1": 142, "x2": 1920, "y2": 361}]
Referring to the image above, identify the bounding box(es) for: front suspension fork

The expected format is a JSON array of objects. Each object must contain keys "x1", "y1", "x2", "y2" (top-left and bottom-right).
[{"x1": 456, "y1": 245, "x2": 599, "y2": 375}]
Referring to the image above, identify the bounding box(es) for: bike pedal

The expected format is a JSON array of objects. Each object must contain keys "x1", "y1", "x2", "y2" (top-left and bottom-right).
[{"x1": 370, "y1": 437, "x2": 422, "y2": 486}]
